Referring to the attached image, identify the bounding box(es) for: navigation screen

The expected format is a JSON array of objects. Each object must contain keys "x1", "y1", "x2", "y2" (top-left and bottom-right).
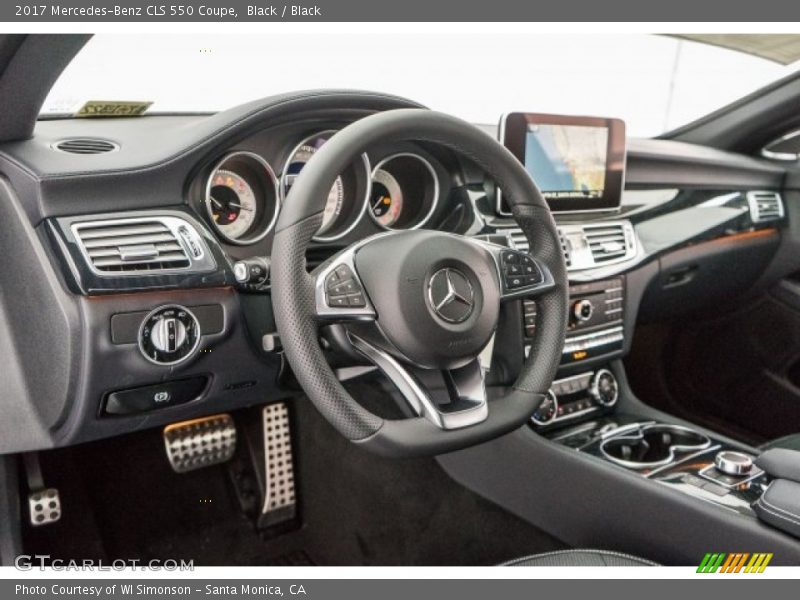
[
  {"x1": 524, "y1": 124, "x2": 608, "y2": 199},
  {"x1": 499, "y1": 112, "x2": 625, "y2": 214}
]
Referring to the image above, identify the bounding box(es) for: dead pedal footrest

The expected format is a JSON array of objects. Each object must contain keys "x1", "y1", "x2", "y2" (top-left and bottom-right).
[
  {"x1": 260, "y1": 402, "x2": 297, "y2": 527},
  {"x1": 163, "y1": 414, "x2": 236, "y2": 473}
]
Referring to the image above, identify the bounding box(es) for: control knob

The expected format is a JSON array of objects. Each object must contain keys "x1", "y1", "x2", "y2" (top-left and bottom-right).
[
  {"x1": 139, "y1": 305, "x2": 201, "y2": 366},
  {"x1": 532, "y1": 390, "x2": 559, "y2": 426},
  {"x1": 573, "y1": 299, "x2": 594, "y2": 322},
  {"x1": 589, "y1": 369, "x2": 618, "y2": 407},
  {"x1": 714, "y1": 451, "x2": 753, "y2": 476}
]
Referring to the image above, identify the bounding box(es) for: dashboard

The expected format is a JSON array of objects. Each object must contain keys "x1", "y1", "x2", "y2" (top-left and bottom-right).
[{"x1": 0, "y1": 89, "x2": 793, "y2": 455}]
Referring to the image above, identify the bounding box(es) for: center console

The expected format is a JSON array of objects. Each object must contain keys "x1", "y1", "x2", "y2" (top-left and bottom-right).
[{"x1": 545, "y1": 414, "x2": 767, "y2": 515}]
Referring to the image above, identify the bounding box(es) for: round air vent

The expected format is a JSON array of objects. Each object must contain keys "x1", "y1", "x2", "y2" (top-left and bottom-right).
[{"x1": 52, "y1": 138, "x2": 119, "y2": 154}]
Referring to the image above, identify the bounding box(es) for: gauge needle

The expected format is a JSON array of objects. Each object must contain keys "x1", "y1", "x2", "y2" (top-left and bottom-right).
[
  {"x1": 210, "y1": 196, "x2": 223, "y2": 209},
  {"x1": 373, "y1": 197, "x2": 387, "y2": 211},
  {"x1": 226, "y1": 201, "x2": 253, "y2": 212}
]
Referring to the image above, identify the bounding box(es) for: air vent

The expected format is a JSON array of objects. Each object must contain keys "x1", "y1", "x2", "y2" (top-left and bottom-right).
[
  {"x1": 747, "y1": 191, "x2": 784, "y2": 223},
  {"x1": 504, "y1": 220, "x2": 636, "y2": 272},
  {"x1": 53, "y1": 138, "x2": 118, "y2": 154},
  {"x1": 584, "y1": 223, "x2": 630, "y2": 264},
  {"x1": 71, "y1": 216, "x2": 218, "y2": 276},
  {"x1": 506, "y1": 227, "x2": 573, "y2": 268}
]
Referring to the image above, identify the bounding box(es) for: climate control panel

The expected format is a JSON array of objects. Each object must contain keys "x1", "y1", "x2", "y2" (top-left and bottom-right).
[{"x1": 532, "y1": 368, "x2": 619, "y2": 427}]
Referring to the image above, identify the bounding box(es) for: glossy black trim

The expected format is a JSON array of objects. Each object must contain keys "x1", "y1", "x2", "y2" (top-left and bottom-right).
[{"x1": 46, "y1": 207, "x2": 235, "y2": 295}]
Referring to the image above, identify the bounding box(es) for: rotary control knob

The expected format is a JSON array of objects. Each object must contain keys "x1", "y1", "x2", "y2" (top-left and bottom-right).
[
  {"x1": 714, "y1": 451, "x2": 753, "y2": 476},
  {"x1": 532, "y1": 390, "x2": 559, "y2": 426},
  {"x1": 589, "y1": 369, "x2": 619, "y2": 407},
  {"x1": 573, "y1": 299, "x2": 594, "y2": 322},
  {"x1": 139, "y1": 305, "x2": 201, "y2": 366}
]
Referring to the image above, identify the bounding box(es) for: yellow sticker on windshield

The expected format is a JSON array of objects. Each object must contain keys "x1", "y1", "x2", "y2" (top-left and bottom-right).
[{"x1": 74, "y1": 101, "x2": 153, "y2": 118}]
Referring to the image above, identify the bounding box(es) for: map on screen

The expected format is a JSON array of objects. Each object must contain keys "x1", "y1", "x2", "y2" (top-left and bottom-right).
[{"x1": 524, "y1": 123, "x2": 608, "y2": 198}]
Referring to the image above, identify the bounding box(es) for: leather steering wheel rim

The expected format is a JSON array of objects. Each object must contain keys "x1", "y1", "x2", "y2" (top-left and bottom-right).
[{"x1": 271, "y1": 108, "x2": 568, "y2": 457}]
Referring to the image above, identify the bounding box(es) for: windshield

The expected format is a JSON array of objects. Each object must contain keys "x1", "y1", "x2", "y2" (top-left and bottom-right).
[{"x1": 42, "y1": 33, "x2": 800, "y2": 138}]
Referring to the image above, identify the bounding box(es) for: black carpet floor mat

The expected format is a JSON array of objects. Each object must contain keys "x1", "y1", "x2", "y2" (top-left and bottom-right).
[{"x1": 24, "y1": 391, "x2": 564, "y2": 566}]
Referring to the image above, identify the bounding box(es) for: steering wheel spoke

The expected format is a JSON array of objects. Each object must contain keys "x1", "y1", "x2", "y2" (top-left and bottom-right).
[
  {"x1": 313, "y1": 247, "x2": 377, "y2": 322},
  {"x1": 348, "y1": 333, "x2": 488, "y2": 430}
]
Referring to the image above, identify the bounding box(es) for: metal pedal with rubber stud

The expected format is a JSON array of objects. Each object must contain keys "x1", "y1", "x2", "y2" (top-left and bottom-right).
[
  {"x1": 260, "y1": 402, "x2": 297, "y2": 527},
  {"x1": 163, "y1": 414, "x2": 237, "y2": 473},
  {"x1": 28, "y1": 488, "x2": 61, "y2": 527},
  {"x1": 22, "y1": 453, "x2": 61, "y2": 527}
]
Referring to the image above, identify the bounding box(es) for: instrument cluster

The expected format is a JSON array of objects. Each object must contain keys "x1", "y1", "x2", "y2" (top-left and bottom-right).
[{"x1": 201, "y1": 130, "x2": 443, "y2": 246}]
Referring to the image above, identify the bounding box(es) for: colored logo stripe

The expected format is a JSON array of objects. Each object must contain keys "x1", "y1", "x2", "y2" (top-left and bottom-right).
[{"x1": 697, "y1": 553, "x2": 773, "y2": 573}]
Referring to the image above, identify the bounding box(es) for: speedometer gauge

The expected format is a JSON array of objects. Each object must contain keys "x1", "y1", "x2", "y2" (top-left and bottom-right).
[
  {"x1": 282, "y1": 144, "x2": 345, "y2": 236},
  {"x1": 208, "y1": 169, "x2": 258, "y2": 240}
]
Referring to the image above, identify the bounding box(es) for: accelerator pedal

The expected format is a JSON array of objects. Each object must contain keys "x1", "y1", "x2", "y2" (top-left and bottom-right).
[
  {"x1": 259, "y1": 402, "x2": 297, "y2": 527},
  {"x1": 163, "y1": 414, "x2": 236, "y2": 473}
]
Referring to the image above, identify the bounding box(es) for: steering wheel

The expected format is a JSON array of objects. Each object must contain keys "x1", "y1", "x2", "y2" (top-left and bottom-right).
[{"x1": 272, "y1": 109, "x2": 567, "y2": 457}]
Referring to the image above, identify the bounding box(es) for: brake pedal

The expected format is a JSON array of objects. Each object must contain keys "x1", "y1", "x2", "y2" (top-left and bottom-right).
[
  {"x1": 259, "y1": 402, "x2": 297, "y2": 527},
  {"x1": 163, "y1": 414, "x2": 236, "y2": 473},
  {"x1": 22, "y1": 453, "x2": 61, "y2": 527}
]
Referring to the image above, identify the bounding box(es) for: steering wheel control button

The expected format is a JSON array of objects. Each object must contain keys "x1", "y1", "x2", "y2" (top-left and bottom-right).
[
  {"x1": 347, "y1": 292, "x2": 366, "y2": 307},
  {"x1": 138, "y1": 305, "x2": 201, "y2": 365},
  {"x1": 103, "y1": 376, "x2": 208, "y2": 416},
  {"x1": 501, "y1": 249, "x2": 542, "y2": 291},
  {"x1": 427, "y1": 267, "x2": 475, "y2": 323},
  {"x1": 325, "y1": 264, "x2": 366, "y2": 308},
  {"x1": 521, "y1": 256, "x2": 543, "y2": 283},
  {"x1": 715, "y1": 451, "x2": 754, "y2": 476}
]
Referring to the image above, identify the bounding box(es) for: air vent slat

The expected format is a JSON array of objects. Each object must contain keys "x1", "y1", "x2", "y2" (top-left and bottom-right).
[
  {"x1": 73, "y1": 219, "x2": 192, "y2": 273},
  {"x1": 86, "y1": 241, "x2": 183, "y2": 258},
  {"x1": 78, "y1": 223, "x2": 168, "y2": 239},
  {"x1": 54, "y1": 138, "x2": 118, "y2": 154},
  {"x1": 81, "y1": 232, "x2": 176, "y2": 249}
]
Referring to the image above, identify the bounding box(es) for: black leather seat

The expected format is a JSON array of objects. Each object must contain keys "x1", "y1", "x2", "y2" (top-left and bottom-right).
[{"x1": 504, "y1": 549, "x2": 657, "y2": 566}]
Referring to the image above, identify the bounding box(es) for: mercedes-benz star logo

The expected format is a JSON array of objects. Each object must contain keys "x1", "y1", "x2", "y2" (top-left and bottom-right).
[{"x1": 427, "y1": 268, "x2": 475, "y2": 324}]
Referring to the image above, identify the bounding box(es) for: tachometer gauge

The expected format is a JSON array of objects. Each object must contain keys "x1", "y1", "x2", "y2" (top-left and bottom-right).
[
  {"x1": 207, "y1": 169, "x2": 257, "y2": 240},
  {"x1": 283, "y1": 144, "x2": 345, "y2": 236},
  {"x1": 204, "y1": 151, "x2": 280, "y2": 245},
  {"x1": 370, "y1": 169, "x2": 404, "y2": 228},
  {"x1": 281, "y1": 131, "x2": 371, "y2": 242}
]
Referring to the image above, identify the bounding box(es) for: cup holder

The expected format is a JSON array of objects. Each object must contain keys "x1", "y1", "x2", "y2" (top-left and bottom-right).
[{"x1": 600, "y1": 424, "x2": 711, "y2": 470}]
